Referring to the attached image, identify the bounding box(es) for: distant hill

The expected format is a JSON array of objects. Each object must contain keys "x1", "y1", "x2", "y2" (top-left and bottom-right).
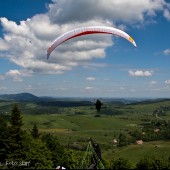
[
  {"x1": 0, "y1": 93, "x2": 94, "y2": 109},
  {"x1": 0, "y1": 93, "x2": 40, "y2": 101}
]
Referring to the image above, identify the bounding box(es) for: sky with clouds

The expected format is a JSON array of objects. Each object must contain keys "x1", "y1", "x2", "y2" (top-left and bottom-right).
[{"x1": 0, "y1": 0, "x2": 170, "y2": 98}]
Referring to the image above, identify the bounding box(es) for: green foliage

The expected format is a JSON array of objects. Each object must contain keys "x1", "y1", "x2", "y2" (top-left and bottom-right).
[
  {"x1": 26, "y1": 137, "x2": 53, "y2": 169},
  {"x1": 109, "y1": 157, "x2": 134, "y2": 169},
  {"x1": 41, "y1": 133, "x2": 65, "y2": 168},
  {"x1": 0, "y1": 115, "x2": 8, "y2": 163},
  {"x1": 136, "y1": 156, "x2": 170, "y2": 169},
  {"x1": 5, "y1": 104, "x2": 27, "y2": 169},
  {"x1": 4, "y1": 105, "x2": 53, "y2": 169},
  {"x1": 30, "y1": 122, "x2": 40, "y2": 139},
  {"x1": 101, "y1": 159, "x2": 110, "y2": 169},
  {"x1": 118, "y1": 133, "x2": 129, "y2": 147},
  {"x1": 10, "y1": 104, "x2": 23, "y2": 129},
  {"x1": 63, "y1": 149, "x2": 81, "y2": 169},
  {"x1": 41, "y1": 133, "x2": 81, "y2": 169},
  {"x1": 1, "y1": 99, "x2": 170, "y2": 169}
]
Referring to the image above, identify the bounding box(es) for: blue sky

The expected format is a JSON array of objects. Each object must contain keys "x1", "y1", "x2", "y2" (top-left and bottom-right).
[{"x1": 0, "y1": 0, "x2": 170, "y2": 98}]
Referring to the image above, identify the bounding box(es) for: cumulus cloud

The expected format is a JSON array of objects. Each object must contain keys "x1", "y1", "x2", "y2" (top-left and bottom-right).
[
  {"x1": 163, "y1": 8, "x2": 170, "y2": 21},
  {"x1": 0, "y1": 15, "x2": 113, "y2": 75},
  {"x1": 48, "y1": 0, "x2": 168, "y2": 24},
  {"x1": 0, "y1": 0, "x2": 170, "y2": 75},
  {"x1": 0, "y1": 38, "x2": 9, "y2": 51},
  {"x1": 163, "y1": 49, "x2": 170, "y2": 55},
  {"x1": 5, "y1": 69, "x2": 32, "y2": 81},
  {"x1": 128, "y1": 70, "x2": 153, "y2": 77}
]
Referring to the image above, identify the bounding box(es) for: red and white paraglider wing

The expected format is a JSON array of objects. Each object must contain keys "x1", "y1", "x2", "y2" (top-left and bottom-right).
[{"x1": 46, "y1": 26, "x2": 137, "y2": 59}]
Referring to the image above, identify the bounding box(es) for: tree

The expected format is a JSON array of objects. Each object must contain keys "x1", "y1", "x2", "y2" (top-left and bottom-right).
[
  {"x1": 41, "y1": 133, "x2": 66, "y2": 168},
  {"x1": 136, "y1": 157, "x2": 154, "y2": 169},
  {"x1": 6, "y1": 105, "x2": 53, "y2": 169},
  {"x1": 41, "y1": 133, "x2": 81, "y2": 169},
  {"x1": 26, "y1": 137, "x2": 53, "y2": 169},
  {"x1": 30, "y1": 122, "x2": 40, "y2": 139},
  {"x1": 10, "y1": 104, "x2": 23, "y2": 130},
  {"x1": 5, "y1": 104, "x2": 27, "y2": 169},
  {"x1": 0, "y1": 116, "x2": 9, "y2": 163},
  {"x1": 63, "y1": 149, "x2": 80, "y2": 169}
]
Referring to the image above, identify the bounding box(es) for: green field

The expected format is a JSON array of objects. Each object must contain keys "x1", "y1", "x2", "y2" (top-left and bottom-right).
[
  {"x1": 103, "y1": 140, "x2": 170, "y2": 164},
  {"x1": 23, "y1": 112, "x2": 170, "y2": 164},
  {"x1": 1, "y1": 98, "x2": 170, "y2": 164}
]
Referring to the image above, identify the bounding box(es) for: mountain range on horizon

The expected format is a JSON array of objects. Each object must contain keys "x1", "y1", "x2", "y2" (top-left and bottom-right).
[
  {"x1": 0, "y1": 93, "x2": 41, "y2": 101},
  {"x1": 0, "y1": 92, "x2": 169, "y2": 104}
]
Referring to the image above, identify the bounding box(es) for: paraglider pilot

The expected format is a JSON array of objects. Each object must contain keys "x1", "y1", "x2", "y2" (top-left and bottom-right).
[{"x1": 95, "y1": 99, "x2": 103, "y2": 112}]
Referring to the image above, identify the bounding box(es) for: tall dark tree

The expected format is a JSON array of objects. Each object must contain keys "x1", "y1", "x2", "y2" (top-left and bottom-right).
[
  {"x1": 30, "y1": 122, "x2": 40, "y2": 139},
  {"x1": 6, "y1": 104, "x2": 27, "y2": 169},
  {"x1": 0, "y1": 115, "x2": 9, "y2": 163},
  {"x1": 2, "y1": 105, "x2": 54, "y2": 169},
  {"x1": 10, "y1": 104, "x2": 23, "y2": 124}
]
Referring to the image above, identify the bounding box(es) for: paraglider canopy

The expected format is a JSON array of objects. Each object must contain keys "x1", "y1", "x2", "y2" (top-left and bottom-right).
[{"x1": 47, "y1": 26, "x2": 137, "y2": 59}]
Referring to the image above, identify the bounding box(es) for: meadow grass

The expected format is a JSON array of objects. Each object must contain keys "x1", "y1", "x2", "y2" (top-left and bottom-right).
[
  {"x1": 23, "y1": 113, "x2": 141, "y2": 146},
  {"x1": 103, "y1": 140, "x2": 170, "y2": 164},
  {"x1": 20, "y1": 100, "x2": 170, "y2": 164}
]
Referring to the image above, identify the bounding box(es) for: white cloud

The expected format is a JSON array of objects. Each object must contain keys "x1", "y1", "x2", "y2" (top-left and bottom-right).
[
  {"x1": 6, "y1": 70, "x2": 21, "y2": 76},
  {"x1": 86, "y1": 77, "x2": 95, "y2": 81},
  {"x1": 0, "y1": 16, "x2": 113, "y2": 75},
  {"x1": 163, "y1": 8, "x2": 170, "y2": 21},
  {"x1": 5, "y1": 69, "x2": 32, "y2": 82},
  {"x1": 0, "y1": 0, "x2": 170, "y2": 75},
  {"x1": 163, "y1": 49, "x2": 170, "y2": 55},
  {"x1": 48, "y1": 0, "x2": 168, "y2": 24},
  {"x1": 0, "y1": 38, "x2": 9, "y2": 51},
  {"x1": 128, "y1": 70, "x2": 153, "y2": 77},
  {"x1": 165, "y1": 80, "x2": 170, "y2": 84}
]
